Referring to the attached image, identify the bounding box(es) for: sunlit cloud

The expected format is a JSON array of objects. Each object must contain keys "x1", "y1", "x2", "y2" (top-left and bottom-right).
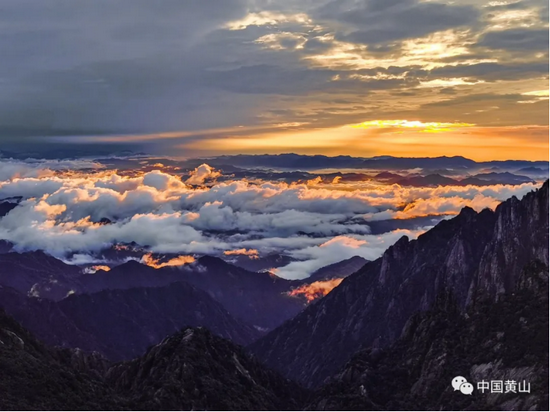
[
  {"x1": 486, "y1": 8, "x2": 541, "y2": 29},
  {"x1": 305, "y1": 29, "x2": 494, "y2": 71},
  {"x1": 348, "y1": 119, "x2": 475, "y2": 133},
  {"x1": 255, "y1": 32, "x2": 308, "y2": 50},
  {"x1": 522, "y1": 90, "x2": 550, "y2": 97},
  {"x1": 224, "y1": 248, "x2": 259, "y2": 258},
  {"x1": 140, "y1": 253, "x2": 195, "y2": 269},
  {"x1": 226, "y1": 11, "x2": 312, "y2": 30},
  {"x1": 520, "y1": 90, "x2": 550, "y2": 103},
  {"x1": 417, "y1": 78, "x2": 485, "y2": 88},
  {"x1": 83, "y1": 265, "x2": 111, "y2": 274},
  {"x1": 1, "y1": 157, "x2": 544, "y2": 278},
  {"x1": 287, "y1": 278, "x2": 343, "y2": 302}
]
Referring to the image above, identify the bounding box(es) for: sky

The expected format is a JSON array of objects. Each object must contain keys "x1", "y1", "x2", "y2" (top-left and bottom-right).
[{"x1": 0, "y1": 0, "x2": 548, "y2": 160}]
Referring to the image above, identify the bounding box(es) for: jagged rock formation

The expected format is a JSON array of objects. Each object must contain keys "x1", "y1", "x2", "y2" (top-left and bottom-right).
[
  {"x1": 250, "y1": 181, "x2": 549, "y2": 388},
  {"x1": 306, "y1": 256, "x2": 369, "y2": 283},
  {"x1": 308, "y1": 261, "x2": 549, "y2": 410}
]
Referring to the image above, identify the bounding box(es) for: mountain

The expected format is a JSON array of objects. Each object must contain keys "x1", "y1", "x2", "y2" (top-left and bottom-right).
[
  {"x1": 184, "y1": 154, "x2": 361, "y2": 170},
  {"x1": 2, "y1": 251, "x2": 367, "y2": 334},
  {"x1": 183, "y1": 154, "x2": 549, "y2": 172},
  {"x1": 227, "y1": 253, "x2": 296, "y2": 272},
  {"x1": 373, "y1": 171, "x2": 404, "y2": 183},
  {"x1": 363, "y1": 156, "x2": 476, "y2": 170},
  {"x1": 516, "y1": 166, "x2": 549, "y2": 177},
  {"x1": 2, "y1": 252, "x2": 188, "y2": 301},
  {"x1": 396, "y1": 172, "x2": 535, "y2": 187},
  {"x1": 0, "y1": 239, "x2": 13, "y2": 253},
  {"x1": 2, "y1": 260, "x2": 546, "y2": 410},
  {"x1": 0, "y1": 309, "x2": 306, "y2": 410},
  {"x1": 65, "y1": 260, "x2": 187, "y2": 296},
  {"x1": 308, "y1": 261, "x2": 548, "y2": 410},
  {"x1": 0, "y1": 251, "x2": 81, "y2": 299},
  {"x1": 106, "y1": 327, "x2": 307, "y2": 410},
  {"x1": 184, "y1": 256, "x2": 305, "y2": 330},
  {"x1": 3, "y1": 254, "x2": 304, "y2": 331},
  {"x1": 396, "y1": 173, "x2": 458, "y2": 187},
  {"x1": 249, "y1": 181, "x2": 549, "y2": 388},
  {"x1": 469, "y1": 171, "x2": 534, "y2": 184},
  {"x1": 0, "y1": 308, "x2": 120, "y2": 410},
  {"x1": 0, "y1": 200, "x2": 18, "y2": 217},
  {"x1": 306, "y1": 256, "x2": 369, "y2": 283},
  {"x1": 0, "y1": 280, "x2": 259, "y2": 360}
]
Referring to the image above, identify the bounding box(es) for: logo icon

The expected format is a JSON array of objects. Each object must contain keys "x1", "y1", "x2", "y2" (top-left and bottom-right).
[{"x1": 452, "y1": 376, "x2": 473, "y2": 395}]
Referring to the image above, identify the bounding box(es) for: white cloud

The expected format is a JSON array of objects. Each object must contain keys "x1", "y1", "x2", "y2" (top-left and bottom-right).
[
  {"x1": 185, "y1": 164, "x2": 222, "y2": 185},
  {"x1": 273, "y1": 230, "x2": 423, "y2": 279}
]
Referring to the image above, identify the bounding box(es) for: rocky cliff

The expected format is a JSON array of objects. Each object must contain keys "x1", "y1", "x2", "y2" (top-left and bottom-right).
[
  {"x1": 308, "y1": 261, "x2": 548, "y2": 410},
  {"x1": 250, "y1": 181, "x2": 549, "y2": 388}
]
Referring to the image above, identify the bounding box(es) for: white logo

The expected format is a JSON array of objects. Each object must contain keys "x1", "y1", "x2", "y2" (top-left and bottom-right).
[{"x1": 452, "y1": 376, "x2": 473, "y2": 395}]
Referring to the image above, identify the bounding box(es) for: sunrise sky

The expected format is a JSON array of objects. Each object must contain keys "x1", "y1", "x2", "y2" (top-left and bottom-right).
[{"x1": 0, "y1": 0, "x2": 548, "y2": 160}]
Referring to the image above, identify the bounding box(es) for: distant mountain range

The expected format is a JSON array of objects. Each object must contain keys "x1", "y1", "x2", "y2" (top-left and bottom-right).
[
  {"x1": 389, "y1": 172, "x2": 535, "y2": 187},
  {"x1": 183, "y1": 154, "x2": 548, "y2": 172},
  {"x1": 0, "y1": 279, "x2": 259, "y2": 360},
  {"x1": 0, "y1": 248, "x2": 367, "y2": 360}
]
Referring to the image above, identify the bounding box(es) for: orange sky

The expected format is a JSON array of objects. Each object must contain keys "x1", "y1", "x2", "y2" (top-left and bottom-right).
[{"x1": 179, "y1": 122, "x2": 549, "y2": 161}]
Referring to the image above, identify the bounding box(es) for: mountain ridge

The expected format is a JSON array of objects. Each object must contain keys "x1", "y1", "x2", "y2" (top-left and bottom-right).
[{"x1": 249, "y1": 181, "x2": 549, "y2": 388}]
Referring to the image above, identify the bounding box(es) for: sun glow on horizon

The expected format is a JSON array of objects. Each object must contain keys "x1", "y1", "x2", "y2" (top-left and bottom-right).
[{"x1": 348, "y1": 120, "x2": 476, "y2": 133}]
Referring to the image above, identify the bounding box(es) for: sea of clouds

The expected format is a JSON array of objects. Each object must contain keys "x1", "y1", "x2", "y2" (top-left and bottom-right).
[{"x1": 0, "y1": 158, "x2": 539, "y2": 279}]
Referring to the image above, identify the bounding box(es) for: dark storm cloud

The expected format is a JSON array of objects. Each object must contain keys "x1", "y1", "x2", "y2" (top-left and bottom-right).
[
  {"x1": 314, "y1": 0, "x2": 479, "y2": 46},
  {"x1": 476, "y1": 28, "x2": 549, "y2": 51}
]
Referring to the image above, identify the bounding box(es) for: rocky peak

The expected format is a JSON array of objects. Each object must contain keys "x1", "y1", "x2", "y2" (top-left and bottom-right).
[{"x1": 106, "y1": 326, "x2": 307, "y2": 410}]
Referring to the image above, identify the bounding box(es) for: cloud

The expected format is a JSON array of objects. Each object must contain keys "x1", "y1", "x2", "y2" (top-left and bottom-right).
[
  {"x1": 0, "y1": 158, "x2": 102, "y2": 181},
  {"x1": 273, "y1": 231, "x2": 421, "y2": 279},
  {"x1": 324, "y1": 1, "x2": 479, "y2": 46},
  {"x1": 428, "y1": 61, "x2": 549, "y2": 82},
  {"x1": 0, "y1": 0, "x2": 546, "y2": 159},
  {"x1": 287, "y1": 278, "x2": 343, "y2": 302},
  {"x1": 476, "y1": 28, "x2": 549, "y2": 51},
  {"x1": 140, "y1": 253, "x2": 195, "y2": 268},
  {"x1": 83, "y1": 265, "x2": 111, "y2": 274},
  {"x1": 223, "y1": 248, "x2": 259, "y2": 258},
  {"x1": 186, "y1": 164, "x2": 222, "y2": 185},
  {"x1": 0, "y1": 159, "x2": 543, "y2": 278},
  {"x1": 0, "y1": 0, "x2": 250, "y2": 139}
]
